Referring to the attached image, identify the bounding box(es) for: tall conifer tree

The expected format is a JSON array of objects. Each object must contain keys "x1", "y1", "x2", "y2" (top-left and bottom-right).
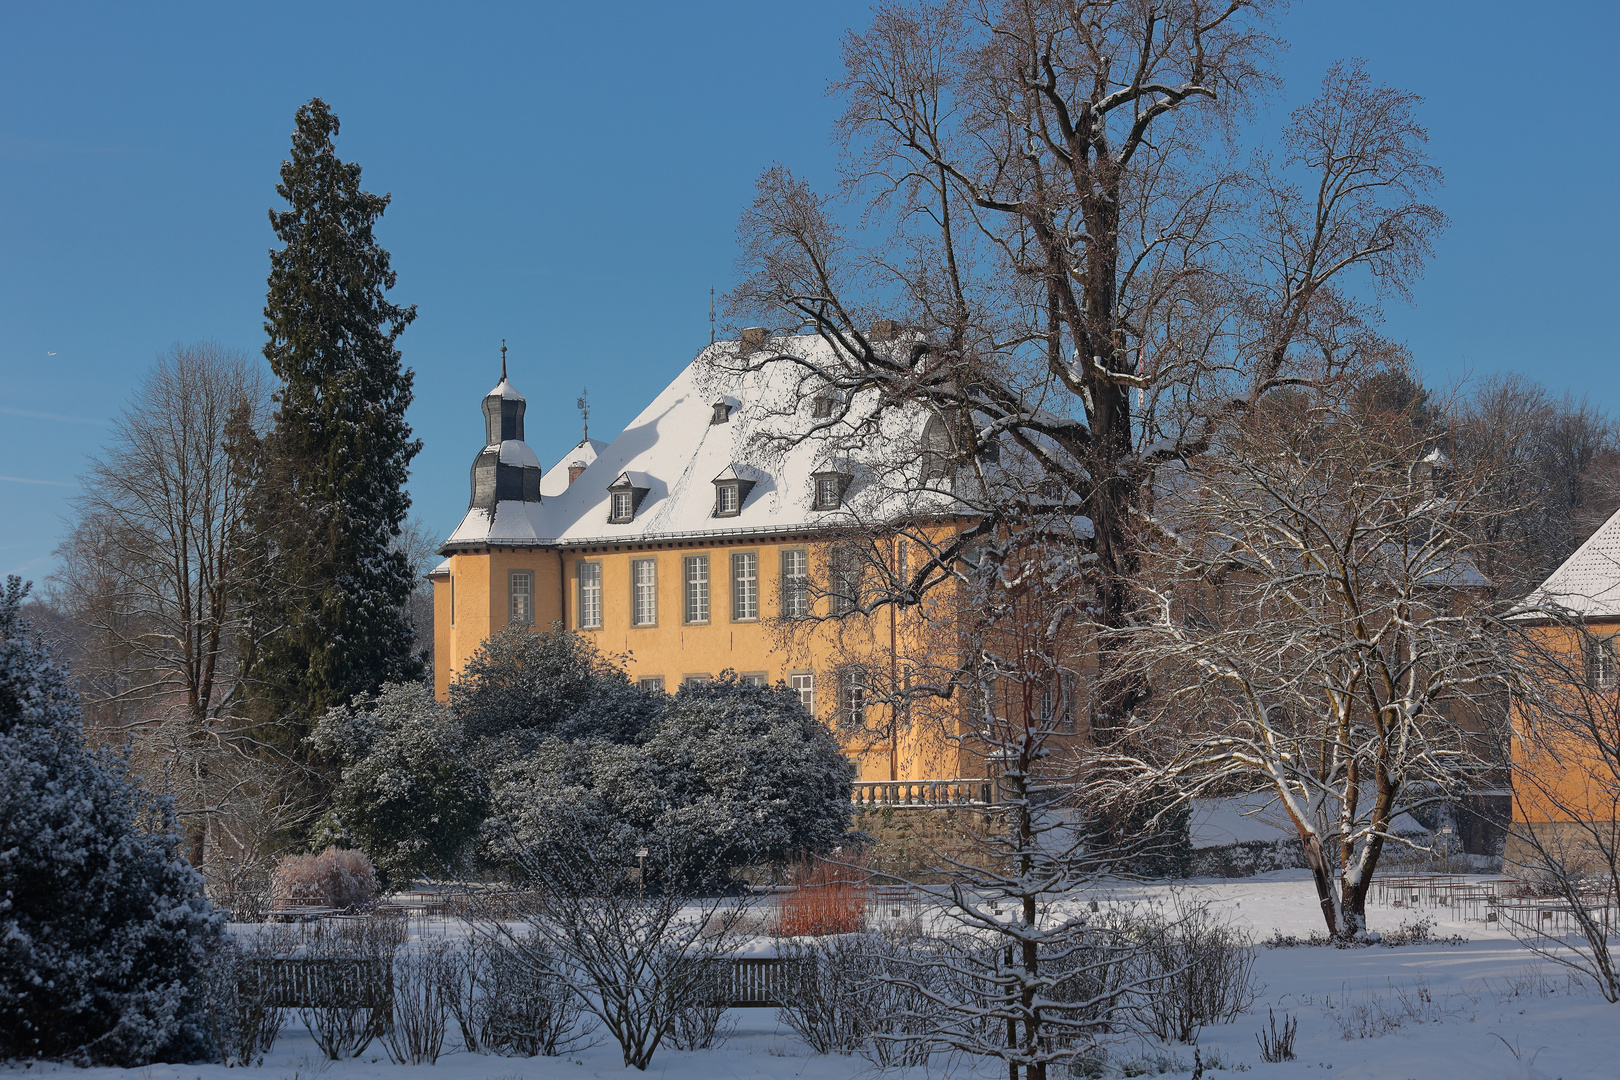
[{"x1": 245, "y1": 98, "x2": 422, "y2": 739}]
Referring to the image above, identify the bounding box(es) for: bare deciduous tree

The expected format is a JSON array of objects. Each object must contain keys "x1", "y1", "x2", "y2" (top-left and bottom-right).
[
  {"x1": 1099, "y1": 390, "x2": 1515, "y2": 938},
  {"x1": 724, "y1": 1, "x2": 1443, "y2": 733},
  {"x1": 50, "y1": 342, "x2": 289, "y2": 887}
]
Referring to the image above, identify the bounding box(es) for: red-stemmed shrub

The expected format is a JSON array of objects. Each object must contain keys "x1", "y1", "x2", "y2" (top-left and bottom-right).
[{"x1": 775, "y1": 854, "x2": 868, "y2": 937}]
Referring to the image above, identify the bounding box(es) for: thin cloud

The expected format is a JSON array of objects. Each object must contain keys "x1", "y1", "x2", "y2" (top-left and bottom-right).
[
  {"x1": 0, "y1": 475, "x2": 77, "y2": 488},
  {"x1": 0, "y1": 406, "x2": 105, "y2": 425}
]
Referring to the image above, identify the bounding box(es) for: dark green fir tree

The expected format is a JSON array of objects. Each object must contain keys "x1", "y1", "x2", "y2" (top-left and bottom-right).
[{"x1": 242, "y1": 97, "x2": 423, "y2": 746}]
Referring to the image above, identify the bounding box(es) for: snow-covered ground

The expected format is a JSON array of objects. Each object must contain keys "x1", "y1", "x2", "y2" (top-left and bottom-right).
[{"x1": 14, "y1": 872, "x2": 1613, "y2": 1080}]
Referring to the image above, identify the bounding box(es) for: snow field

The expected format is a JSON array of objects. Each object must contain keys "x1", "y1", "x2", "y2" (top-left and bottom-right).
[{"x1": 21, "y1": 872, "x2": 1615, "y2": 1080}]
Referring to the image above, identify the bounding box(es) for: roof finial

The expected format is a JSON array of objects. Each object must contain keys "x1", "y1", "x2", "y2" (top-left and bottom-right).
[
  {"x1": 577, "y1": 387, "x2": 590, "y2": 443},
  {"x1": 709, "y1": 287, "x2": 715, "y2": 346},
  {"x1": 500, "y1": 339, "x2": 508, "y2": 381}
]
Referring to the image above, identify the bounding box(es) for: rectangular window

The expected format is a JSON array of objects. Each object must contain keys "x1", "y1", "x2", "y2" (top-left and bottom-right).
[
  {"x1": 682, "y1": 673, "x2": 712, "y2": 687},
  {"x1": 732, "y1": 551, "x2": 758, "y2": 620},
  {"x1": 509, "y1": 570, "x2": 534, "y2": 626},
  {"x1": 716, "y1": 484, "x2": 739, "y2": 515},
  {"x1": 577, "y1": 561, "x2": 603, "y2": 629},
  {"x1": 842, "y1": 670, "x2": 867, "y2": 728},
  {"x1": 831, "y1": 544, "x2": 861, "y2": 615},
  {"x1": 740, "y1": 672, "x2": 768, "y2": 687},
  {"x1": 790, "y1": 672, "x2": 815, "y2": 715},
  {"x1": 631, "y1": 558, "x2": 657, "y2": 626},
  {"x1": 638, "y1": 675, "x2": 666, "y2": 693},
  {"x1": 683, "y1": 555, "x2": 710, "y2": 624},
  {"x1": 815, "y1": 474, "x2": 842, "y2": 510},
  {"x1": 1588, "y1": 638, "x2": 1617, "y2": 691},
  {"x1": 611, "y1": 490, "x2": 633, "y2": 521},
  {"x1": 897, "y1": 540, "x2": 908, "y2": 587},
  {"x1": 781, "y1": 548, "x2": 809, "y2": 618}
]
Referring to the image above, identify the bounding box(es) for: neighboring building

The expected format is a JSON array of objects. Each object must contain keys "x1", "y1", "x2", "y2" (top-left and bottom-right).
[
  {"x1": 1509, "y1": 507, "x2": 1620, "y2": 873},
  {"x1": 429, "y1": 335, "x2": 1050, "y2": 789}
]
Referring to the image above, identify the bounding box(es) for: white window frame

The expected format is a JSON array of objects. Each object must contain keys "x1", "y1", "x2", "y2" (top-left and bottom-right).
[
  {"x1": 1588, "y1": 637, "x2": 1617, "y2": 691},
  {"x1": 577, "y1": 560, "x2": 603, "y2": 630},
  {"x1": 638, "y1": 675, "x2": 666, "y2": 693},
  {"x1": 790, "y1": 671, "x2": 815, "y2": 716},
  {"x1": 683, "y1": 554, "x2": 710, "y2": 624},
  {"x1": 715, "y1": 483, "x2": 739, "y2": 515},
  {"x1": 814, "y1": 474, "x2": 842, "y2": 510},
  {"x1": 631, "y1": 557, "x2": 658, "y2": 627},
  {"x1": 509, "y1": 569, "x2": 534, "y2": 626},
  {"x1": 740, "y1": 672, "x2": 768, "y2": 687},
  {"x1": 781, "y1": 547, "x2": 809, "y2": 619},
  {"x1": 731, "y1": 550, "x2": 759, "y2": 621},
  {"x1": 610, "y1": 489, "x2": 634, "y2": 522}
]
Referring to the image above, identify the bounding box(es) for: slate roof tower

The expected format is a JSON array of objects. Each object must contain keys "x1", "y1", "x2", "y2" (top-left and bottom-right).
[{"x1": 467, "y1": 343, "x2": 543, "y2": 513}]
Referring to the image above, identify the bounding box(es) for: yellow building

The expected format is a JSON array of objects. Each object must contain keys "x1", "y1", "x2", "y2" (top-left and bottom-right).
[
  {"x1": 429, "y1": 336, "x2": 1003, "y2": 790},
  {"x1": 1508, "y1": 509, "x2": 1620, "y2": 873}
]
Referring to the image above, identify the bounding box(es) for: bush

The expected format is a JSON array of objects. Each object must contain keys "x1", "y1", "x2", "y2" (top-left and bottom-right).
[
  {"x1": 448, "y1": 932, "x2": 593, "y2": 1057},
  {"x1": 488, "y1": 675, "x2": 854, "y2": 889},
  {"x1": 0, "y1": 577, "x2": 223, "y2": 1065},
  {"x1": 204, "y1": 926, "x2": 292, "y2": 1066},
  {"x1": 311, "y1": 683, "x2": 489, "y2": 885},
  {"x1": 775, "y1": 855, "x2": 868, "y2": 937},
  {"x1": 270, "y1": 847, "x2": 378, "y2": 910},
  {"x1": 382, "y1": 942, "x2": 456, "y2": 1065},
  {"x1": 294, "y1": 916, "x2": 405, "y2": 1059},
  {"x1": 1127, "y1": 902, "x2": 1260, "y2": 1044},
  {"x1": 775, "y1": 932, "x2": 944, "y2": 1066}
]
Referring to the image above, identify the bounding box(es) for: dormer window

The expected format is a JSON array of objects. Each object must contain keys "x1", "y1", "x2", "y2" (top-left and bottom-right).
[
  {"x1": 812, "y1": 395, "x2": 837, "y2": 419},
  {"x1": 711, "y1": 400, "x2": 731, "y2": 425},
  {"x1": 607, "y1": 472, "x2": 651, "y2": 523},
  {"x1": 710, "y1": 466, "x2": 758, "y2": 518},
  {"x1": 813, "y1": 471, "x2": 850, "y2": 511},
  {"x1": 716, "y1": 483, "x2": 739, "y2": 515}
]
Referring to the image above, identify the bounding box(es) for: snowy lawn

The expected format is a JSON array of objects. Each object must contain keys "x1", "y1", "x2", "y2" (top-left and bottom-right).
[{"x1": 13, "y1": 871, "x2": 1613, "y2": 1080}]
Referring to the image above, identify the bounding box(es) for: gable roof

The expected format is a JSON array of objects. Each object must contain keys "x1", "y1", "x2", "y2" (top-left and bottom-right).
[
  {"x1": 1523, "y1": 507, "x2": 1620, "y2": 620},
  {"x1": 442, "y1": 336, "x2": 956, "y2": 552}
]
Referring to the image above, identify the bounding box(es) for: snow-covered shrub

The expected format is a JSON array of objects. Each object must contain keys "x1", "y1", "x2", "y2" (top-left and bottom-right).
[
  {"x1": 294, "y1": 915, "x2": 404, "y2": 1059},
  {"x1": 269, "y1": 846, "x2": 378, "y2": 909},
  {"x1": 381, "y1": 941, "x2": 456, "y2": 1065},
  {"x1": 449, "y1": 624, "x2": 663, "y2": 749},
  {"x1": 0, "y1": 576, "x2": 223, "y2": 1065},
  {"x1": 447, "y1": 932, "x2": 592, "y2": 1057},
  {"x1": 204, "y1": 926, "x2": 292, "y2": 1066},
  {"x1": 1126, "y1": 902, "x2": 1259, "y2": 1043},
  {"x1": 488, "y1": 675, "x2": 853, "y2": 889},
  {"x1": 311, "y1": 683, "x2": 488, "y2": 884},
  {"x1": 774, "y1": 932, "x2": 944, "y2": 1065}
]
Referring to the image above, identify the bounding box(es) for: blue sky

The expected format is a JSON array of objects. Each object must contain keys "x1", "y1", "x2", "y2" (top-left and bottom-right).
[{"x1": 3, "y1": 2, "x2": 1617, "y2": 582}]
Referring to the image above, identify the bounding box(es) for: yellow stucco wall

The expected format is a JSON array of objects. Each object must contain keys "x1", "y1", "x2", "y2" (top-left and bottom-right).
[
  {"x1": 1512, "y1": 620, "x2": 1620, "y2": 826},
  {"x1": 433, "y1": 536, "x2": 978, "y2": 783}
]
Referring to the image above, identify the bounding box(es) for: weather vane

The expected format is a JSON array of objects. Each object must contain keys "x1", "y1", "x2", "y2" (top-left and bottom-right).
[
  {"x1": 577, "y1": 388, "x2": 589, "y2": 442},
  {"x1": 500, "y1": 339, "x2": 508, "y2": 381}
]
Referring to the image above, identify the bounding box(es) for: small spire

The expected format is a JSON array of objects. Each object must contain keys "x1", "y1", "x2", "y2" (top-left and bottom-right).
[
  {"x1": 500, "y1": 339, "x2": 508, "y2": 381},
  {"x1": 577, "y1": 388, "x2": 590, "y2": 442},
  {"x1": 709, "y1": 287, "x2": 715, "y2": 346}
]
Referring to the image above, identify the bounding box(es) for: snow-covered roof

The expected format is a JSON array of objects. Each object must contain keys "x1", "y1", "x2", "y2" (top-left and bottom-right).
[
  {"x1": 427, "y1": 558, "x2": 451, "y2": 578},
  {"x1": 1523, "y1": 506, "x2": 1620, "y2": 620},
  {"x1": 441, "y1": 336, "x2": 958, "y2": 551},
  {"x1": 487, "y1": 377, "x2": 524, "y2": 401},
  {"x1": 538, "y1": 438, "x2": 607, "y2": 498}
]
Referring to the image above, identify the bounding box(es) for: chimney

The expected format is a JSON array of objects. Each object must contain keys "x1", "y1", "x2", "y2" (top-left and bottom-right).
[
  {"x1": 567, "y1": 461, "x2": 587, "y2": 486},
  {"x1": 870, "y1": 318, "x2": 900, "y2": 341},
  {"x1": 739, "y1": 326, "x2": 768, "y2": 351}
]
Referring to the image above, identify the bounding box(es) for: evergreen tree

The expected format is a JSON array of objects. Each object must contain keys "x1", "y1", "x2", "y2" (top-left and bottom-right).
[
  {"x1": 243, "y1": 97, "x2": 422, "y2": 740},
  {"x1": 0, "y1": 578, "x2": 222, "y2": 1065}
]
